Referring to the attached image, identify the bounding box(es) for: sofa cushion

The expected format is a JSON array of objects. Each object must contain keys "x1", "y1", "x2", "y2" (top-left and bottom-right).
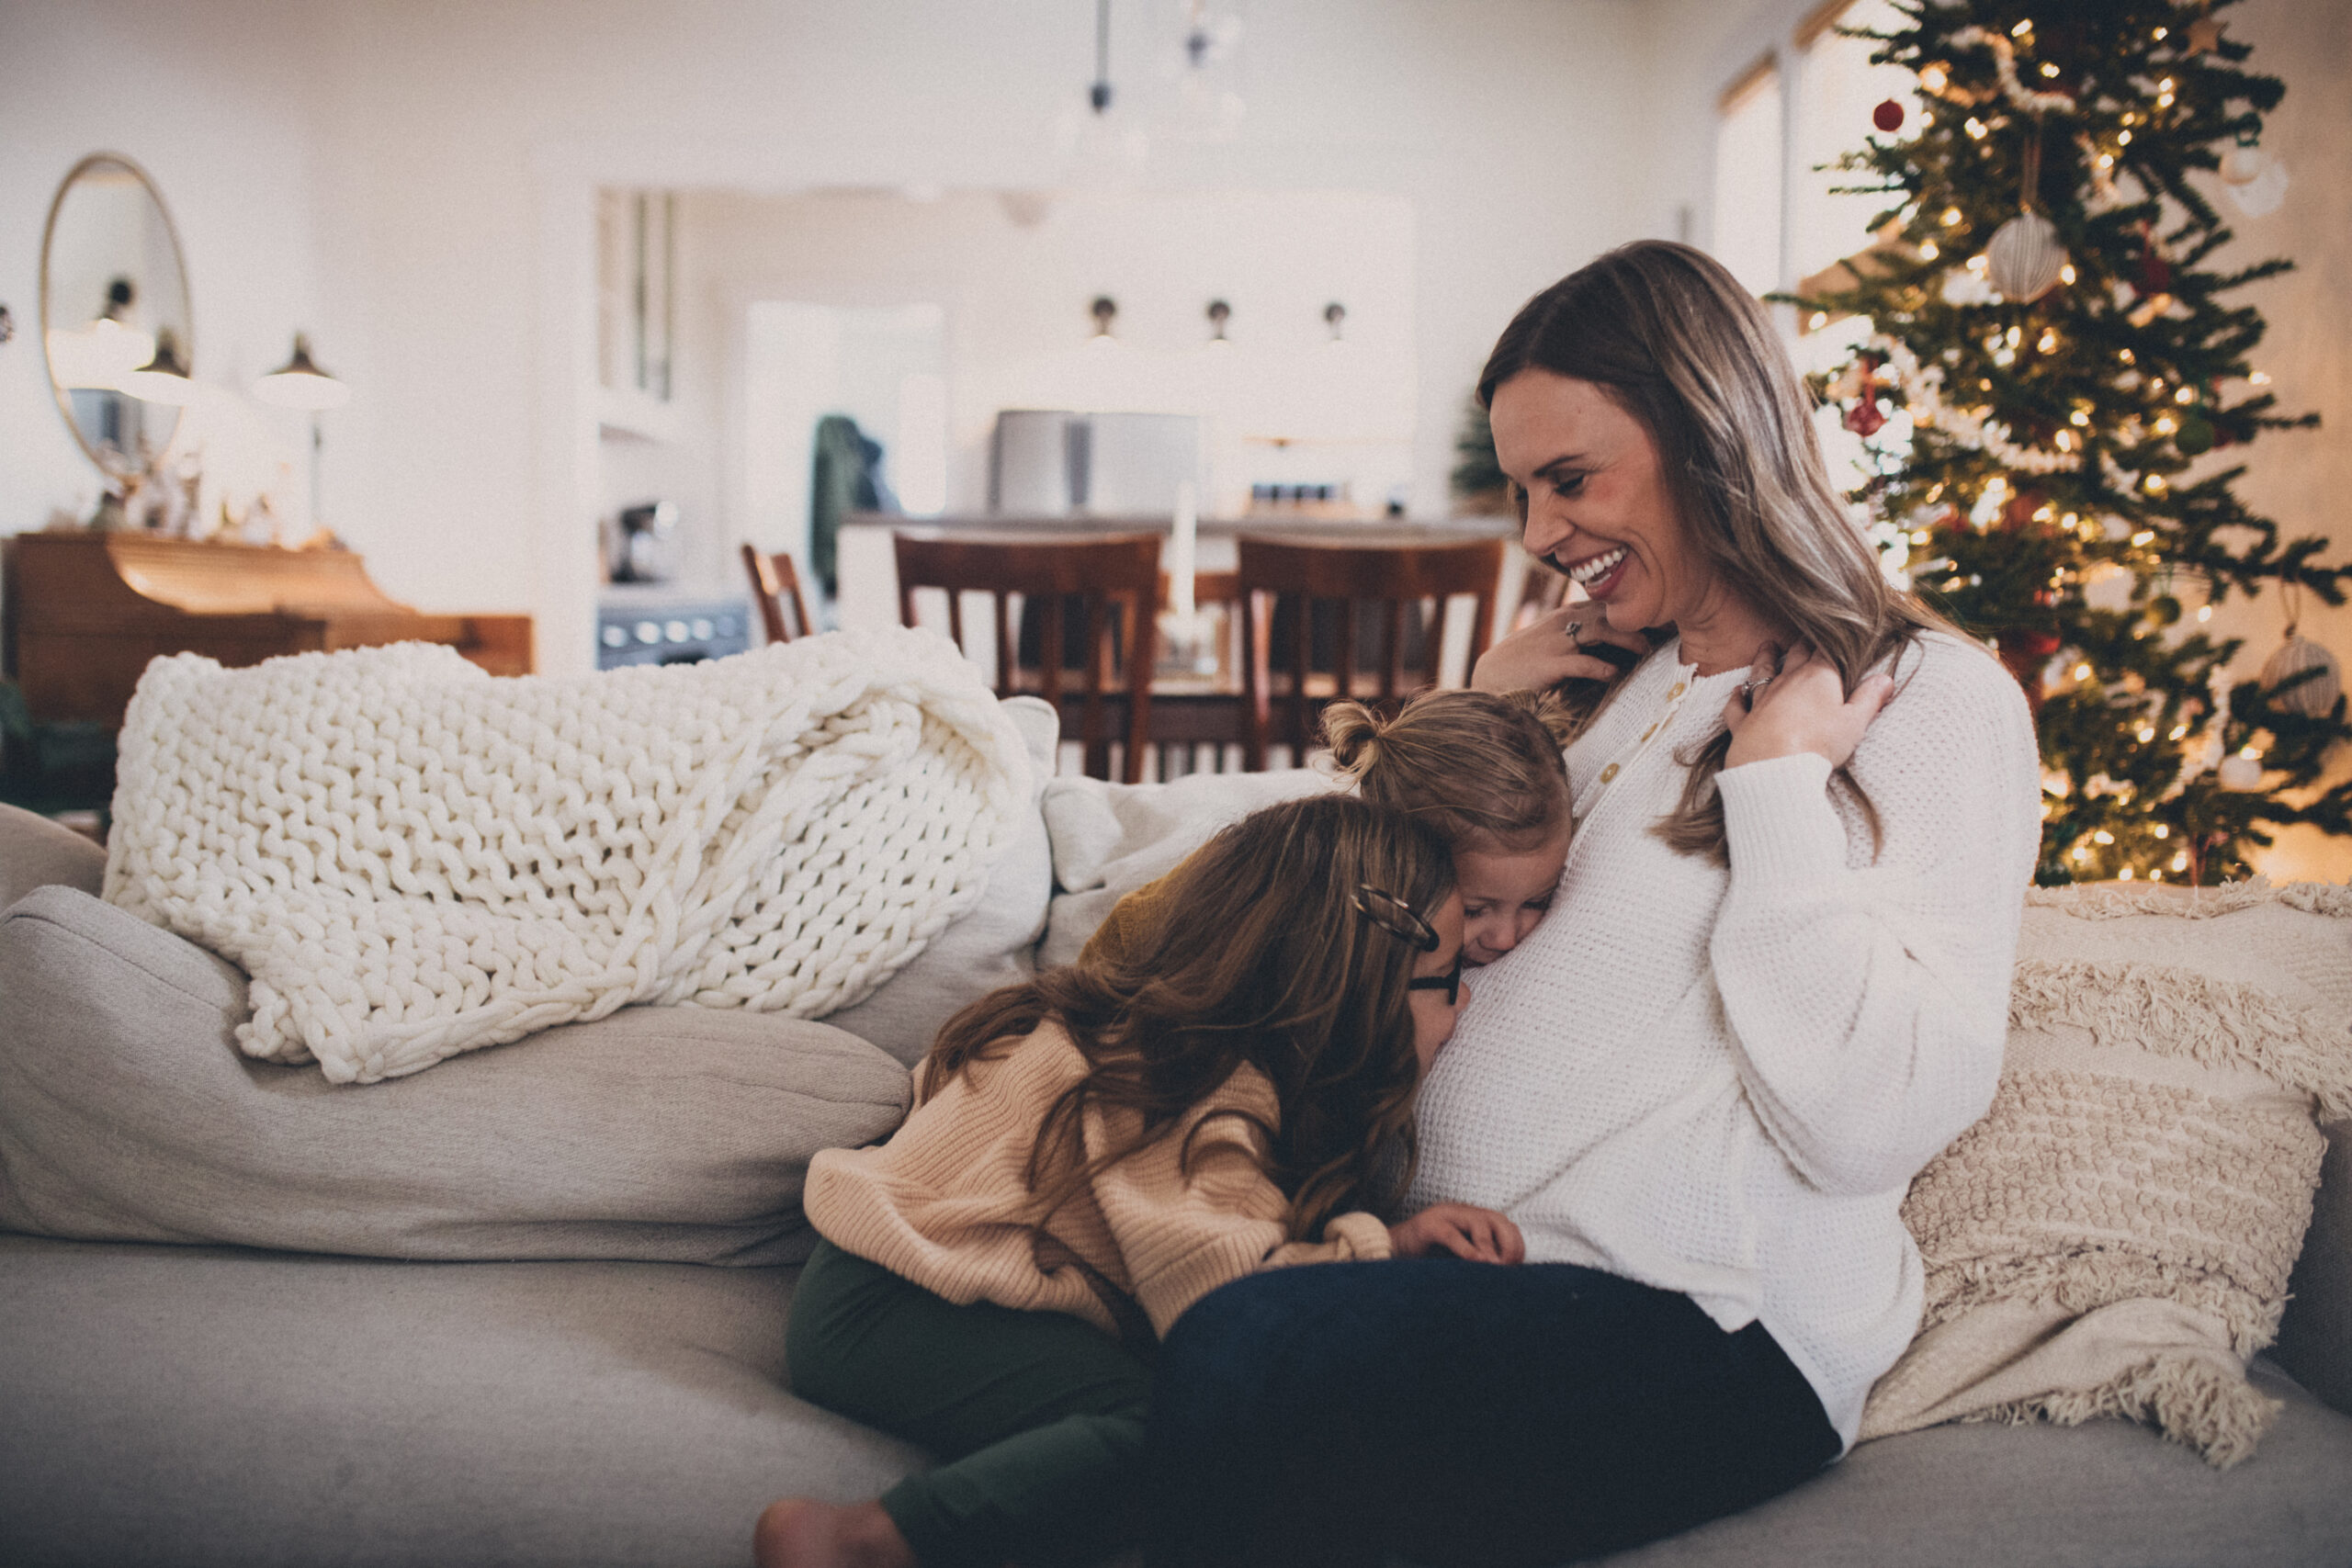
[
  {"x1": 0, "y1": 885, "x2": 910, "y2": 1265},
  {"x1": 1863, "y1": 880, "x2": 2352, "y2": 1466},
  {"x1": 4, "y1": 1233, "x2": 2346, "y2": 1568},
  {"x1": 0, "y1": 1236, "x2": 923, "y2": 1568},
  {"x1": 2276, "y1": 1117, "x2": 2352, "y2": 1417},
  {"x1": 1603, "y1": 1357, "x2": 2352, "y2": 1568},
  {"x1": 0, "y1": 798, "x2": 105, "y2": 908}
]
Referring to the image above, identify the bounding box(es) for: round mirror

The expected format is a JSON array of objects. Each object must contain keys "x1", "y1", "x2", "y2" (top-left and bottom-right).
[{"x1": 40, "y1": 152, "x2": 193, "y2": 483}]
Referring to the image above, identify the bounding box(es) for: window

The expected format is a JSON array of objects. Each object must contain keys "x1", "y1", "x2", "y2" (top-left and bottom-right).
[
  {"x1": 1789, "y1": 0, "x2": 1917, "y2": 287},
  {"x1": 1713, "y1": 57, "x2": 1785, "y2": 298}
]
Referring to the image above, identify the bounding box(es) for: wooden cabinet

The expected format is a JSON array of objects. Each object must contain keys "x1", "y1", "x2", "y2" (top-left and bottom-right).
[{"x1": 4, "y1": 532, "x2": 532, "y2": 727}]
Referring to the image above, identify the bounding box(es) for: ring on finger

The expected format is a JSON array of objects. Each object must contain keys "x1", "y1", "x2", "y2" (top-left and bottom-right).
[
  {"x1": 1739, "y1": 673, "x2": 1775, "y2": 699},
  {"x1": 1564, "y1": 620, "x2": 1586, "y2": 649}
]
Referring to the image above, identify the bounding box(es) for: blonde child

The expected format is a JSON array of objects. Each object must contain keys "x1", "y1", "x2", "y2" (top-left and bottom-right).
[
  {"x1": 1322, "y1": 688, "x2": 1576, "y2": 967},
  {"x1": 756, "y1": 795, "x2": 1521, "y2": 1568},
  {"x1": 1083, "y1": 689, "x2": 1577, "y2": 977}
]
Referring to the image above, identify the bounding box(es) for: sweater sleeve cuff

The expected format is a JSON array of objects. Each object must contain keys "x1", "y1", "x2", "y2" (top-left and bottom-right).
[
  {"x1": 1715, "y1": 751, "x2": 1845, "y2": 888},
  {"x1": 1324, "y1": 1210, "x2": 1395, "y2": 1261}
]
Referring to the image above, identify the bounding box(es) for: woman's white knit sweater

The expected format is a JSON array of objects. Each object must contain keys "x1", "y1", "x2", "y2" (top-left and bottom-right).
[{"x1": 1409, "y1": 629, "x2": 2041, "y2": 1449}]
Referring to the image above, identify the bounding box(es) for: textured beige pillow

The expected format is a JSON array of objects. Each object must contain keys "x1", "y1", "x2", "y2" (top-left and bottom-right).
[
  {"x1": 0, "y1": 886, "x2": 910, "y2": 1265},
  {"x1": 1863, "y1": 880, "x2": 2352, "y2": 1466}
]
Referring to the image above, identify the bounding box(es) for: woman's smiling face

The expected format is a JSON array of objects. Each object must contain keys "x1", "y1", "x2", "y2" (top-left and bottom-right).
[{"x1": 1487, "y1": 369, "x2": 1709, "y2": 637}]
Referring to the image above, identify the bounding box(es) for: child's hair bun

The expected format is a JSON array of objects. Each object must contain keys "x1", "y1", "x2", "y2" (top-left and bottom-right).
[
  {"x1": 1500, "y1": 687, "x2": 1578, "y2": 749},
  {"x1": 1320, "y1": 699, "x2": 1385, "y2": 776}
]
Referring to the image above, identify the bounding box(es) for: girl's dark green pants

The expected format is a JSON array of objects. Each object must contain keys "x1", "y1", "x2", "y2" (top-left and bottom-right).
[{"x1": 786, "y1": 1238, "x2": 1153, "y2": 1568}]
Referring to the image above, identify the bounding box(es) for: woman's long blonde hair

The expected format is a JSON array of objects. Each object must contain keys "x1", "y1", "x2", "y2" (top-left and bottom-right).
[
  {"x1": 1477, "y1": 241, "x2": 1961, "y2": 861},
  {"x1": 923, "y1": 794, "x2": 1453, "y2": 1244}
]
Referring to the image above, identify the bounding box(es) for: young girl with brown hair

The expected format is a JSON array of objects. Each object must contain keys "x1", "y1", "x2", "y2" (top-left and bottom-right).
[{"x1": 754, "y1": 794, "x2": 1521, "y2": 1568}]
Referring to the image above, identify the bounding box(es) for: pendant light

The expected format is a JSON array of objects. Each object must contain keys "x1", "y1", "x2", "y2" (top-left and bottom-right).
[{"x1": 254, "y1": 333, "x2": 352, "y2": 411}]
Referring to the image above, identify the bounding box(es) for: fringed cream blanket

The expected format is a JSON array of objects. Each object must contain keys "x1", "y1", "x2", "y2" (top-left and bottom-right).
[
  {"x1": 1862, "y1": 879, "x2": 2352, "y2": 1467},
  {"x1": 104, "y1": 629, "x2": 1034, "y2": 1084}
]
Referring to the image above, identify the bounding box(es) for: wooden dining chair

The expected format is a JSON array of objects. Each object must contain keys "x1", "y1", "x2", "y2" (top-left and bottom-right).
[
  {"x1": 1152, "y1": 568, "x2": 1245, "y2": 780},
  {"x1": 893, "y1": 531, "x2": 1162, "y2": 783},
  {"x1": 741, "y1": 544, "x2": 815, "y2": 644},
  {"x1": 1236, "y1": 535, "x2": 1505, "y2": 772}
]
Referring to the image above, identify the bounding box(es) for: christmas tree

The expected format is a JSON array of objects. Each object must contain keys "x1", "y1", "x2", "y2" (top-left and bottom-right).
[{"x1": 1793, "y1": 0, "x2": 2350, "y2": 885}]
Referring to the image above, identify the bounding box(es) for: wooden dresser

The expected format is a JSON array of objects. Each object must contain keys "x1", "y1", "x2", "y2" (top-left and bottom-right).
[{"x1": 4, "y1": 532, "x2": 533, "y2": 727}]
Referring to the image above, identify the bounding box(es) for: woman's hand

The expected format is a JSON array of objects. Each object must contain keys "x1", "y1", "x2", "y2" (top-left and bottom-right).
[
  {"x1": 1471, "y1": 603, "x2": 1645, "y2": 695},
  {"x1": 1388, "y1": 1202, "x2": 1526, "y2": 1264},
  {"x1": 1723, "y1": 642, "x2": 1894, "y2": 772}
]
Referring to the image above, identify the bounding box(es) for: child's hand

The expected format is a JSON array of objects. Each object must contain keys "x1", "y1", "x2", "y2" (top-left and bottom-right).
[
  {"x1": 1388, "y1": 1202, "x2": 1525, "y2": 1264},
  {"x1": 1723, "y1": 642, "x2": 1894, "y2": 773}
]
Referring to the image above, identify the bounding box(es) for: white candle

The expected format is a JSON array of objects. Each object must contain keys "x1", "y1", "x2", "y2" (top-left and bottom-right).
[{"x1": 1170, "y1": 480, "x2": 1198, "y2": 617}]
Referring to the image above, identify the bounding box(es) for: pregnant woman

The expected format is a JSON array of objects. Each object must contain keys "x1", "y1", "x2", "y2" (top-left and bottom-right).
[{"x1": 1146, "y1": 242, "x2": 2042, "y2": 1568}]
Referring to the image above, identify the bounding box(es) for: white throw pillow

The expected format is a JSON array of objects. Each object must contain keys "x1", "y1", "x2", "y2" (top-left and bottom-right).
[{"x1": 1036, "y1": 766, "x2": 1342, "y2": 969}]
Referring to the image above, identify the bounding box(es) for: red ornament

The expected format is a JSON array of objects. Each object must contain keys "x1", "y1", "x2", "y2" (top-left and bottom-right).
[
  {"x1": 1844, "y1": 399, "x2": 1887, "y2": 436},
  {"x1": 1872, "y1": 98, "x2": 1906, "y2": 132},
  {"x1": 1996, "y1": 627, "x2": 2063, "y2": 708}
]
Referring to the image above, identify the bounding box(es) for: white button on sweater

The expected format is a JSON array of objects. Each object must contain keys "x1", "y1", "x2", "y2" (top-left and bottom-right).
[{"x1": 1409, "y1": 629, "x2": 2041, "y2": 1448}]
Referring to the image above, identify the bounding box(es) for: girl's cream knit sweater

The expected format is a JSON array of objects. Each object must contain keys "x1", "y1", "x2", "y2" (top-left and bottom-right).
[
  {"x1": 805, "y1": 1021, "x2": 1392, "y2": 1341},
  {"x1": 1410, "y1": 630, "x2": 2041, "y2": 1450}
]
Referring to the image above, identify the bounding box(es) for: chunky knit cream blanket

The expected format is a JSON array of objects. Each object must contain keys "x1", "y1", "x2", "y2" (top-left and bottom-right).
[{"x1": 104, "y1": 629, "x2": 1034, "y2": 1084}]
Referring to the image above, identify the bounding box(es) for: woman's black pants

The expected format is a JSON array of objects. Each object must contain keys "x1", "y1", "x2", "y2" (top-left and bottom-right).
[{"x1": 1145, "y1": 1258, "x2": 1839, "y2": 1568}]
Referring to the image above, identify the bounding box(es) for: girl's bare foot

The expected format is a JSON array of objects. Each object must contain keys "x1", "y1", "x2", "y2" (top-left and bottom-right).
[{"x1": 752, "y1": 1497, "x2": 918, "y2": 1568}]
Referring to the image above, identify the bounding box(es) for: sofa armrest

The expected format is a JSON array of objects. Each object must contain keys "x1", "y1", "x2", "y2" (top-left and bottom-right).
[
  {"x1": 2277, "y1": 1118, "x2": 2352, "y2": 1418},
  {"x1": 0, "y1": 802, "x2": 105, "y2": 910}
]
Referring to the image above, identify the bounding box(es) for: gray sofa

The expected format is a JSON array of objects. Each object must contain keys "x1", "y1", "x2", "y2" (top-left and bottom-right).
[{"x1": 4, "y1": 757, "x2": 2351, "y2": 1567}]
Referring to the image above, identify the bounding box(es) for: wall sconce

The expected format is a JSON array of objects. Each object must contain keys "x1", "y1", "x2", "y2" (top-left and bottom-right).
[
  {"x1": 1324, "y1": 301, "x2": 1348, "y2": 344},
  {"x1": 122, "y1": 327, "x2": 196, "y2": 404},
  {"x1": 1089, "y1": 295, "x2": 1118, "y2": 342},
  {"x1": 1205, "y1": 299, "x2": 1231, "y2": 344}
]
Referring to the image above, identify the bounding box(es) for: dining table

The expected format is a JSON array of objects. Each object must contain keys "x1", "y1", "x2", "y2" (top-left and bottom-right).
[{"x1": 834, "y1": 510, "x2": 1532, "y2": 774}]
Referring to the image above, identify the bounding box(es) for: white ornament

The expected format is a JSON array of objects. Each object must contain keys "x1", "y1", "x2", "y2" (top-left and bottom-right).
[
  {"x1": 2227, "y1": 156, "x2": 2290, "y2": 218},
  {"x1": 2217, "y1": 754, "x2": 2265, "y2": 791},
  {"x1": 2261, "y1": 634, "x2": 2343, "y2": 717},
  {"x1": 2220, "y1": 144, "x2": 2268, "y2": 186},
  {"x1": 1987, "y1": 211, "x2": 2066, "y2": 302}
]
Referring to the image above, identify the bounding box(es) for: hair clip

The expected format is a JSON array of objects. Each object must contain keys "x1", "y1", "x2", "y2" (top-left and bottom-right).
[{"x1": 1351, "y1": 884, "x2": 1440, "y2": 952}]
